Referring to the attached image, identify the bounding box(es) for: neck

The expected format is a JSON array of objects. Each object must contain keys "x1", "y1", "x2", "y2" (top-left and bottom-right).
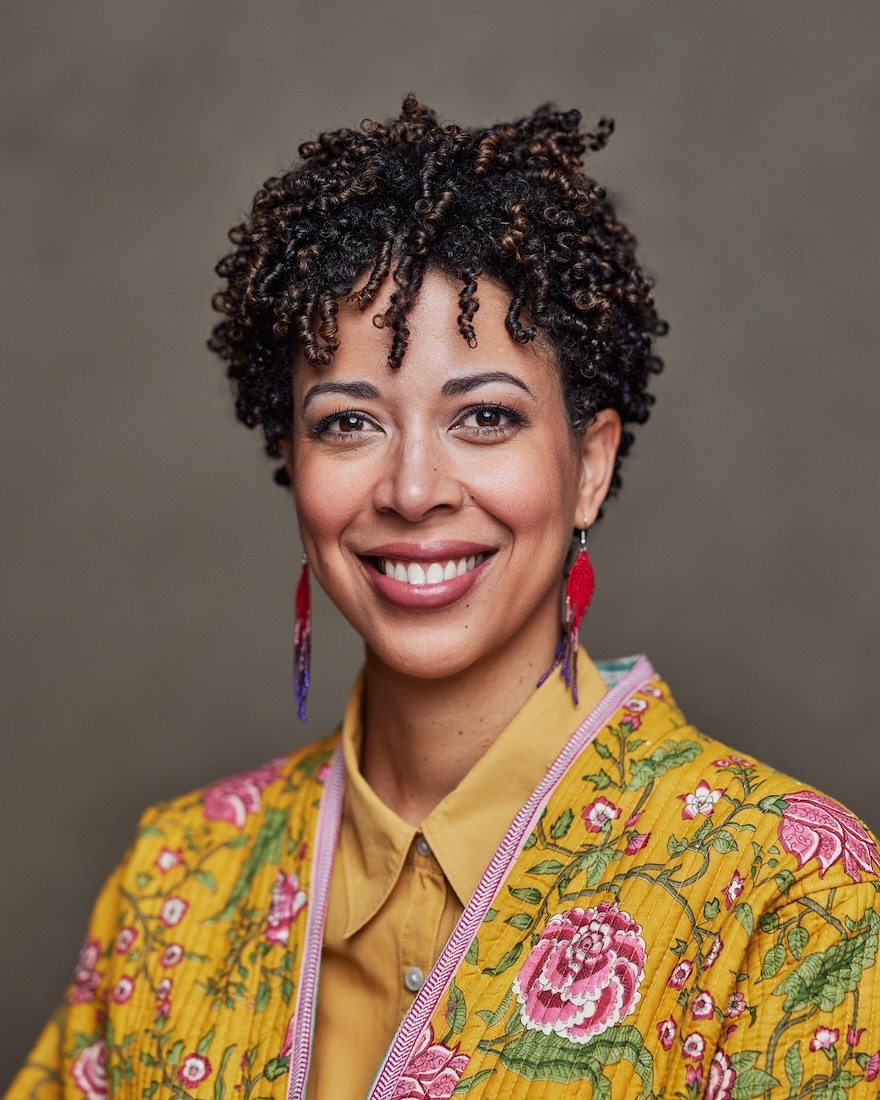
[{"x1": 359, "y1": 630, "x2": 560, "y2": 825}]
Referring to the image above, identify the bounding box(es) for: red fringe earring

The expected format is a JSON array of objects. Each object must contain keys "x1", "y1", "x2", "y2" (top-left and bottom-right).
[
  {"x1": 293, "y1": 554, "x2": 311, "y2": 722},
  {"x1": 560, "y1": 525, "x2": 595, "y2": 704}
]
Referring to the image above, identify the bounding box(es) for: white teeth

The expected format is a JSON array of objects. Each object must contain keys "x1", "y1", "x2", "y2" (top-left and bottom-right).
[
  {"x1": 380, "y1": 553, "x2": 487, "y2": 585},
  {"x1": 407, "y1": 562, "x2": 426, "y2": 585}
]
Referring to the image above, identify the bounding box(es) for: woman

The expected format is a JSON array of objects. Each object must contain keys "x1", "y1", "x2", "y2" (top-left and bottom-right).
[{"x1": 9, "y1": 97, "x2": 880, "y2": 1100}]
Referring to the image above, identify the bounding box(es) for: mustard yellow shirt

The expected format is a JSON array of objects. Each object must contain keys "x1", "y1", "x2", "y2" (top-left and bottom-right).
[{"x1": 311, "y1": 654, "x2": 607, "y2": 1100}]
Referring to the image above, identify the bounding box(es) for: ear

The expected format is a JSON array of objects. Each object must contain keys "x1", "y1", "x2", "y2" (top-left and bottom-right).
[
  {"x1": 279, "y1": 438, "x2": 296, "y2": 487},
  {"x1": 574, "y1": 409, "x2": 622, "y2": 528}
]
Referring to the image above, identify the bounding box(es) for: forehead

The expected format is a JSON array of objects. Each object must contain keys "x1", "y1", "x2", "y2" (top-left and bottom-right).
[{"x1": 294, "y1": 270, "x2": 560, "y2": 394}]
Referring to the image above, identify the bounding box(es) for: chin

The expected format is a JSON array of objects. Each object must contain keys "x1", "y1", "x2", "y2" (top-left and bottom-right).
[{"x1": 365, "y1": 633, "x2": 498, "y2": 683}]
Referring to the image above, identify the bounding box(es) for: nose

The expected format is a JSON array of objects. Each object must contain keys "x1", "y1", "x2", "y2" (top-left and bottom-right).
[{"x1": 372, "y1": 430, "x2": 465, "y2": 522}]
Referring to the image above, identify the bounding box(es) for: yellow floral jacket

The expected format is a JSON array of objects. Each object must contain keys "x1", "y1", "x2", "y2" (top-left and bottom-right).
[{"x1": 8, "y1": 657, "x2": 880, "y2": 1100}]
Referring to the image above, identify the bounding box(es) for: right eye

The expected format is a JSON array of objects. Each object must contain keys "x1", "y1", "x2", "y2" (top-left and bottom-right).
[{"x1": 311, "y1": 409, "x2": 381, "y2": 441}]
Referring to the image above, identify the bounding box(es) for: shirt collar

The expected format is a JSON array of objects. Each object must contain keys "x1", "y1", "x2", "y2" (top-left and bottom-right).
[{"x1": 337, "y1": 652, "x2": 608, "y2": 937}]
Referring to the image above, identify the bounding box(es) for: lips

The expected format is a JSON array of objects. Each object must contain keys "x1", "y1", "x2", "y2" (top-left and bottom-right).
[{"x1": 359, "y1": 543, "x2": 495, "y2": 610}]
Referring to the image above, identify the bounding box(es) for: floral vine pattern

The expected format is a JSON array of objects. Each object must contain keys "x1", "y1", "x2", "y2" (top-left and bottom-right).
[{"x1": 9, "y1": 677, "x2": 880, "y2": 1099}]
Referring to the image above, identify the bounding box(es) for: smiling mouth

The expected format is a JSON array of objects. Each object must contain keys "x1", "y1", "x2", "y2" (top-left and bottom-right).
[{"x1": 374, "y1": 553, "x2": 490, "y2": 586}]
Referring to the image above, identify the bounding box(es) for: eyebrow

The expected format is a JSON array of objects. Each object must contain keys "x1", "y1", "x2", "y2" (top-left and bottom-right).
[
  {"x1": 440, "y1": 371, "x2": 535, "y2": 398},
  {"x1": 301, "y1": 370, "x2": 535, "y2": 410},
  {"x1": 301, "y1": 380, "x2": 382, "y2": 409}
]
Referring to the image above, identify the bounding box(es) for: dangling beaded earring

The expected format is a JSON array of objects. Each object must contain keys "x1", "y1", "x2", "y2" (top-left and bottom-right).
[
  {"x1": 293, "y1": 554, "x2": 311, "y2": 722},
  {"x1": 560, "y1": 523, "x2": 596, "y2": 704}
]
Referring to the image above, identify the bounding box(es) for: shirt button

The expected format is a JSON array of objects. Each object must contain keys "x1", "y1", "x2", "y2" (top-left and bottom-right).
[
  {"x1": 415, "y1": 834, "x2": 432, "y2": 857},
  {"x1": 404, "y1": 966, "x2": 425, "y2": 992}
]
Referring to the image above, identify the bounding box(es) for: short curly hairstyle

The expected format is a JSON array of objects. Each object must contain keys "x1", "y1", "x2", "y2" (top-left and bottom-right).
[{"x1": 209, "y1": 95, "x2": 665, "y2": 494}]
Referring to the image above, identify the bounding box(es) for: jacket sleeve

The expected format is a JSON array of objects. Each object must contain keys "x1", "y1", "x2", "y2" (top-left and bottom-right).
[
  {"x1": 4, "y1": 863, "x2": 124, "y2": 1100},
  {"x1": 715, "y1": 879, "x2": 880, "y2": 1098}
]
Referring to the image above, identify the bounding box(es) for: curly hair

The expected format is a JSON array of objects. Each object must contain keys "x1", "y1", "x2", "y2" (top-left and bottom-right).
[{"x1": 208, "y1": 95, "x2": 665, "y2": 494}]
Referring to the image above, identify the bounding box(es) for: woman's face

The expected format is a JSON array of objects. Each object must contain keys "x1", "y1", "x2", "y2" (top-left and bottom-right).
[{"x1": 287, "y1": 271, "x2": 620, "y2": 683}]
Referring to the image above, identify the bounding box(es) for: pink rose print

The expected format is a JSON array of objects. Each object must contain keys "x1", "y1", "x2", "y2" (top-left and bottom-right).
[
  {"x1": 685, "y1": 1065, "x2": 702, "y2": 1088},
  {"x1": 154, "y1": 846, "x2": 184, "y2": 873},
  {"x1": 624, "y1": 696, "x2": 648, "y2": 713},
  {"x1": 677, "y1": 780, "x2": 724, "y2": 820},
  {"x1": 155, "y1": 977, "x2": 172, "y2": 1021},
  {"x1": 847, "y1": 1026, "x2": 866, "y2": 1047},
  {"x1": 280, "y1": 1014, "x2": 295, "y2": 1058},
  {"x1": 581, "y1": 797, "x2": 621, "y2": 832},
  {"x1": 115, "y1": 926, "x2": 137, "y2": 955},
  {"x1": 725, "y1": 992, "x2": 746, "y2": 1018},
  {"x1": 159, "y1": 896, "x2": 189, "y2": 928},
  {"x1": 69, "y1": 936, "x2": 102, "y2": 1004},
  {"x1": 778, "y1": 790, "x2": 880, "y2": 883},
  {"x1": 513, "y1": 903, "x2": 647, "y2": 1043},
  {"x1": 72, "y1": 1040, "x2": 108, "y2": 1100},
  {"x1": 625, "y1": 832, "x2": 650, "y2": 855},
  {"x1": 712, "y1": 756, "x2": 751, "y2": 769},
  {"x1": 202, "y1": 760, "x2": 282, "y2": 828},
  {"x1": 161, "y1": 943, "x2": 185, "y2": 967},
  {"x1": 266, "y1": 870, "x2": 307, "y2": 947},
  {"x1": 111, "y1": 976, "x2": 135, "y2": 1004},
  {"x1": 723, "y1": 870, "x2": 744, "y2": 909},
  {"x1": 681, "y1": 1032, "x2": 705, "y2": 1060},
  {"x1": 656, "y1": 1017, "x2": 677, "y2": 1050},
  {"x1": 702, "y1": 935, "x2": 723, "y2": 970},
  {"x1": 691, "y1": 991, "x2": 715, "y2": 1020},
  {"x1": 667, "y1": 960, "x2": 692, "y2": 989},
  {"x1": 866, "y1": 1051, "x2": 880, "y2": 1082},
  {"x1": 315, "y1": 760, "x2": 331, "y2": 783},
  {"x1": 393, "y1": 1023, "x2": 468, "y2": 1100},
  {"x1": 177, "y1": 1054, "x2": 212, "y2": 1086},
  {"x1": 704, "y1": 1050, "x2": 737, "y2": 1100},
  {"x1": 810, "y1": 1026, "x2": 839, "y2": 1051}
]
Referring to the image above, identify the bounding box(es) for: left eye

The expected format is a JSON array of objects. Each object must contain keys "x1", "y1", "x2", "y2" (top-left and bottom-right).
[
  {"x1": 336, "y1": 415, "x2": 366, "y2": 432},
  {"x1": 455, "y1": 404, "x2": 523, "y2": 433}
]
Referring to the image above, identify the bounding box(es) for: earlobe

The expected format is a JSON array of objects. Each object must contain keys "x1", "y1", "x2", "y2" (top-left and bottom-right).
[{"x1": 575, "y1": 409, "x2": 622, "y2": 527}]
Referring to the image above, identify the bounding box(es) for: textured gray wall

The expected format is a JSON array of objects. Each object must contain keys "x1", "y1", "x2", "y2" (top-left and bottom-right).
[{"x1": 2, "y1": 0, "x2": 879, "y2": 1082}]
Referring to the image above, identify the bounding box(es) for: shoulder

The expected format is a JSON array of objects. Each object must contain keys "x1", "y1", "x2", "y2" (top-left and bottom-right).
[
  {"x1": 121, "y1": 732, "x2": 339, "y2": 884},
  {"x1": 584, "y1": 673, "x2": 880, "y2": 898}
]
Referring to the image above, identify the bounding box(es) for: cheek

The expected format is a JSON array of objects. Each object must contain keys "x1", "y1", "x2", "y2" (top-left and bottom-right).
[{"x1": 292, "y1": 452, "x2": 360, "y2": 564}]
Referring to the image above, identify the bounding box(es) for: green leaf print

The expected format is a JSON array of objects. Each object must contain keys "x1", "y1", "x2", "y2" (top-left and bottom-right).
[
  {"x1": 197, "y1": 1026, "x2": 215, "y2": 1056},
  {"x1": 445, "y1": 981, "x2": 467, "y2": 1036},
  {"x1": 774, "y1": 908, "x2": 879, "y2": 1012},
  {"x1": 580, "y1": 846, "x2": 620, "y2": 887},
  {"x1": 209, "y1": 807, "x2": 288, "y2": 922},
  {"x1": 783, "y1": 1042, "x2": 803, "y2": 1093},
  {"x1": 505, "y1": 913, "x2": 533, "y2": 931},
  {"x1": 528, "y1": 860, "x2": 565, "y2": 875},
  {"x1": 703, "y1": 898, "x2": 721, "y2": 920},
  {"x1": 497, "y1": 1025, "x2": 653, "y2": 1098},
  {"x1": 550, "y1": 808, "x2": 574, "y2": 840},
  {"x1": 482, "y1": 941, "x2": 523, "y2": 977},
  {"x1": 711, "y1": 829, "x2": 738, "y2": 853},
  {"x1": 733, "y1": 903, "x2": 754, "y2": 936},
  {"x1": 194, "y1": 870, "x2": 218, "y2": 893},
  {"x1": 787, "y1": 925, "x2": 809, "y2": 960},
  {"x1": 263, "y1": 1056, "x2": 288, "y2": 1081},
  {"x1": 760, "y1": 944, "x2": 786, "y2": 980},
  {"x1": 465, "y1": 939, "x2": 479, "y2": 966},
  {"x1": 476, "y1": 988, "x2": 514, "y2": 1028},
  {"x1": 214, "y1": 1044, "x2": 236, "y2": 1100},
  {"x1": 757, "y1": 794, "x2": 789, "y2": 817},
  {"x1": 667, "y1": 835, "x2": 688, "y2": 857},
  {"x1": 625, "y1": 740, "x2": 702, "y2": 790},
  {"x1": 508, "y1": 887, "x2": 542, "y2": 904},
  {"x1": 452, "y1": 1069, "x2": 495, "y2": 1095},
  {"x1": 583, "y1": 769, "x2": 614, "y2": 790},
  {"x1": 730, "y1": 1066, "x2": 781, "y2": 1098}
]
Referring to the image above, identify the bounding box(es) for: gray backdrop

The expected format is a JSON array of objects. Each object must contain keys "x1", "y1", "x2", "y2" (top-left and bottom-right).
[{"x1": 2, "y1": 0, "x2": 879, "y2": 1083}]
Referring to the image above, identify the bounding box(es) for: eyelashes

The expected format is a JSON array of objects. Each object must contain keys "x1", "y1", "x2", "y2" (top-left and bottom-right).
[{"x1": 309, "y1": 402, "x2": 528, "y2": 442}]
